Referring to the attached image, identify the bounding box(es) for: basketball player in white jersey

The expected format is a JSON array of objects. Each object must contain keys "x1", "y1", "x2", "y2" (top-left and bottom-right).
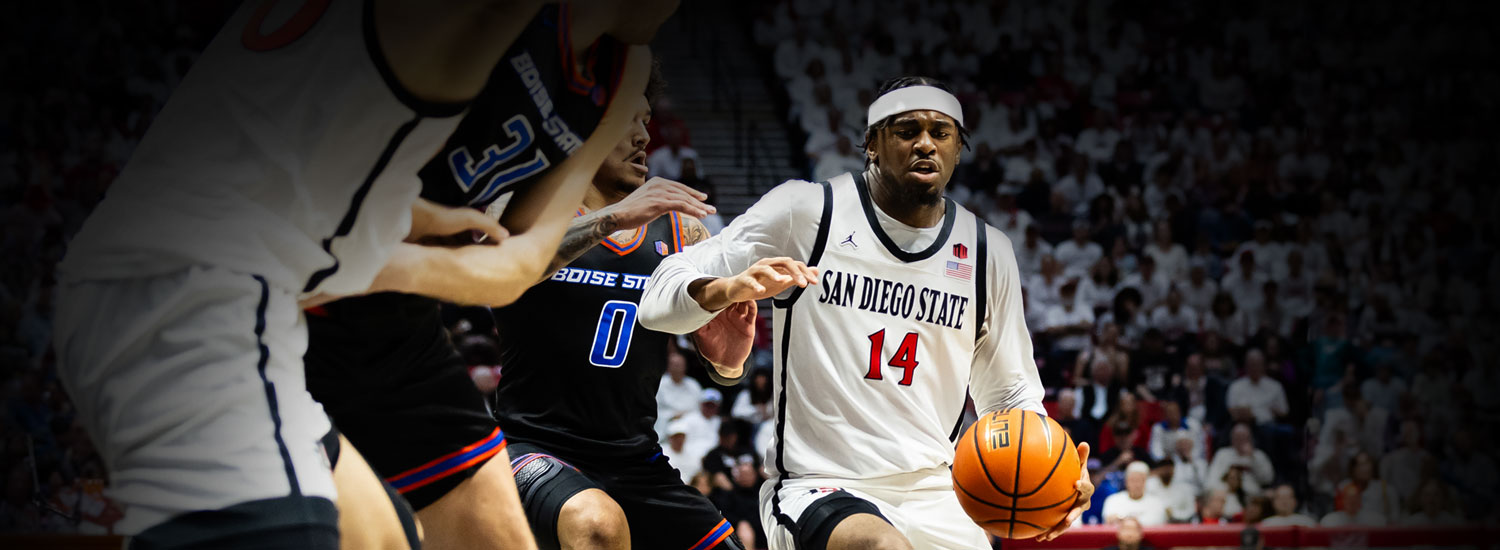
[
  {"x1": 52, "y1": 1, "x2": 656, "y2": 548},
  {"x1": 639, "y1": 77, "x2": 1093, "y2": 549}
]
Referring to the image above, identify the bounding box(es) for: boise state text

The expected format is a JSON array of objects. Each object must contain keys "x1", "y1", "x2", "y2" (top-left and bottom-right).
[
  {"x1": 816, "y1": 269, "x2": 969, "y2": 330},
  {"x1": 550, "y1": 267, "x2": 650, "y2": 290}
]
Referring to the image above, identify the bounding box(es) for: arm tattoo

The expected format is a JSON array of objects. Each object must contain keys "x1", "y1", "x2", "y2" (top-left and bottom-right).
[
  {"x1": 541, "y1": 211, "x2": 618, "y2": 279},
  {"x1": 680, "y1": 216, "x2": 711, "y2": 246}
]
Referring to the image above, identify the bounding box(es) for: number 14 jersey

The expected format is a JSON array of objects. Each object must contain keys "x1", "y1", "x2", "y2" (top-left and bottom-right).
[{"x1": 640, "y1": 172, "x2": 1045, "y2": 482}]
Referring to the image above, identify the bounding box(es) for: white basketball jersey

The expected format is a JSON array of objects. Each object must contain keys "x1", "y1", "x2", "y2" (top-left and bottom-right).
[
  {"x1": 60, "y1": 0, "x2": 464, "y2": 296},
  {"x1": 766, "y1": 172, "x2": 989, "y2": 482}
]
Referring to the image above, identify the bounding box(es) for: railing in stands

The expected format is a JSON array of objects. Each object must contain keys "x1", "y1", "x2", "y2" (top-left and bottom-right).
[
  {"x1": 692, "y1": 2, "x2": 787, "y2": 200},
  {"x1": 997, "y1": 524, "x2": 1495, "y2": 549}
]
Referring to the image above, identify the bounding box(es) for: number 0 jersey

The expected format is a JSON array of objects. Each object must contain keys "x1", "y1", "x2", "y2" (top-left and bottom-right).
[
  {"x1": 640, "y1": 172, "x2": 1046, "y2": 482},
  {"x1": 491, "y1": 212, "x2": 695, "y2": 458}
]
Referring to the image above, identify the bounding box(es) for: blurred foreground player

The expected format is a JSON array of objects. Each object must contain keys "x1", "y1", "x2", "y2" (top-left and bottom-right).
[
  {"x1": 488, "y1": 73, "x2": 752, "y2": 550},
  {"x1": 52, "y1": 0, "x2": 649, "y2": 548},
  {"x1": 304, "y1": 2, "x2": 678, "y2": 549},
  {"x1": 639, "y1": 77, "x2": 1093, "y2": 549}
]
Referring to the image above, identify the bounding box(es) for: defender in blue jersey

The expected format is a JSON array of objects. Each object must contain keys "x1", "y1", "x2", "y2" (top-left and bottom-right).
[
  {"x1": 489, "y1": 97, "x2": 754, "y2": 550},
  {"x1": 303, "y1": 3, "x2": 682, "y2": 549}
]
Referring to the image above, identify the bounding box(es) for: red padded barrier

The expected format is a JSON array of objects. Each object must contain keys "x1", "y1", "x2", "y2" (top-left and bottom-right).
[{"x1": 996, "y1": 524, "x2": 1495, "y2": 549}]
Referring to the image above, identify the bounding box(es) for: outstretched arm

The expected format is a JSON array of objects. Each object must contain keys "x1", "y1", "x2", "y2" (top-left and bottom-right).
[
  {"x1": 366, "y1": 46, "x2": 653, "y2": 307},
  {"x1": 537, "y1": 178, "x2": 713, "y2": 282},
  {"x1": 637, "y1": 180, "x2": 823, "y2": 334},
  {"x1": 374, "y1": 0, "x2": 547, "y2": 106}
]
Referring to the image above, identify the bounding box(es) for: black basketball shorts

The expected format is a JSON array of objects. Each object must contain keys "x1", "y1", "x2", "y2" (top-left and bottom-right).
[
  {"x1": 304, "y1": 297, "x2": 503, "y2": 510},
  {"x1": 507, "y1": 440, "x2": 743, "y2": 550}
]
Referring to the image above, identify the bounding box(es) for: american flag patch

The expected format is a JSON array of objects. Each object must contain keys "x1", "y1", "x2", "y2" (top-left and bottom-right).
[{"x1": 945, "y1": 261, "x2": 973, "y2": 280}]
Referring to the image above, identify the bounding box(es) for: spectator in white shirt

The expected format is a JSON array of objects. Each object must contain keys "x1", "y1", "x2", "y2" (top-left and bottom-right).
[
  {"x1": 1259, "y1": 484, "x2": 1318, "y2": 527},
  {"x1": 1319, "y1": 384, "x2": 1389, "y2": 459},
  {"x1": 1150, "y1": 287, "x2": 1199, "y2": 341},
  {"x1": 1076, "y1": 113, "x2": 1122, "y2": 162},
  {"x1": 646, "y1": 133, "x2": 700, "y2": 181},
  {"x1": 1226, "y1": 349, "x2": 1289, "y2": 426},
  {"x1": 1045, "y1": 278, "x2": 1096, "y2": 354},
  {"x1": 1232, "y1": 221, "x2": 1284, "y2": 277},
  {"x1": 1202, "y1": 292, "x2": 1251, "y2": 347},
  {"x1": 656, "y1": 351, "x2": 703, "y2": 439},
  {"x1": 1400, "y1": 480, "x2": 1464, "y2": 526},
  {"x1": 1027, "y1": 254, "x2": 1067, "y2": 313},
  {"x1": 1246, "y1": 280, "x2": 1294, "y2": 339},
  {"x1": 1002, "y1": 139, "x2": 1054, "y2": 184},
  {"x1": 1118, "y1": 255, "x2": 1169, "y2": 309},
  {"x1": 1272, "y1": 249, "x2": 1315, "y2": 316},
  {"x1": 1379, "y1": 420, "x2": 1430, "y2": 503},
  {"x1": 1147, "y1": 460, "x2": 1201, "y2": 523},
  {"x1": 1220, "y1": 251, "x2": 1266, "y2": 314},
  {"x1": 772, "y1": 26, "x2": 816, "y2": 80},
  {"x1": 678, "y1": 388, "x2": 725, "y2": 461},
  {"x1": 1321, "y1": 483, "x2": 1382, "y2": 527},
  {"x1": 1055, "y1": 220, "x2": 1105, "y2": 274},
  {"x1": 985, "y1": 188, "x2": 1034, "y2": 245},
  {"x1": 1102, "y1": 461, "x2": 1169, "y2": 526},
  {"x1": 1149, "y1": 401, "x2": 1205, "y2": 463},
  {"x1": 811, "y1": 135, "x2": 865, "y2": 182},
  {"x1": 1208, "y1": 423, "x2": 1276, "y2": 495},
  {"x1": 1179, "y1": 265, "x2": 1219, "y2": 313},
  {"x1": 1077, "y1": 258, "x2": 1119, "y2": 312},
  {"x1": 1341, "y1": 451, "x2": 1403, "y2": 524},
  {"x1": 1054, "y1": 154, "x2": 1106, "y2": 216},
  {"x1": 661, "y1": 420, "x2": 700, "y2": 484},
  {"x1": 729, "y1": 368, "x2": 774, "y2": 425},
  {"x1": 1277, "y1": 138, "x2": 1331, "y2": 183},
  {"x1": 1145, "y1": 221, "x2": 1189, "y2": 280},
  {"x1": 1166, "y1": 437, "x2": 1212, "y2": 502},
  {"x1": 1013, "y1": 224, "x2": 1053, "y2": 276}
]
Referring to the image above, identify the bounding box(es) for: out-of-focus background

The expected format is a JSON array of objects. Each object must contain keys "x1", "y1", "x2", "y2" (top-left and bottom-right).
[{"x1": 1, "y1": 1, "x2": 1496, "y2": 547}]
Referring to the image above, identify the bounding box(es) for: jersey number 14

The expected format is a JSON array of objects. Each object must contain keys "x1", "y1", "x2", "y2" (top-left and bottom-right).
[{"x1": 866, "y1": 329, "x2": 920, "y2": 386}]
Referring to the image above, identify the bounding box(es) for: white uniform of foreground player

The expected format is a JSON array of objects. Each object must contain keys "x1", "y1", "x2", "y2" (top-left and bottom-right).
[
  {"x1": 55, "y1": 1, "x2": 462, "y2": 535},
  {"x1": 50, "y1": 2, "x2": 652, "y2": 546},
  {"x1": 641, "y1": 78, "x2": 1093, "y2": 549},
  {"x1": 639, "y1": 172, "x2": 1045, "y2": 548}
]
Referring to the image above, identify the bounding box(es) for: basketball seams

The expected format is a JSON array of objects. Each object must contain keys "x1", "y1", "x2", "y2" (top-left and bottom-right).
[
  {"x1": 981, "y1": 517, "x2": 1049, "y2": 531},
  {"x1": 1008, "y1": 410, "x2": 1026, "y2": 538},
  {"x1": 972, "y1": 414, "x2": 1012, "y2": 497},
  {"x1": 955, "y1": 410, "x2": 1077, "y2": 539},
  {"x1": 955, "y1": 476, "x2": 1077, "y2": 512},
  {"x1": 1016, "y1": 411, "x2": 1071, "y2": 498}
]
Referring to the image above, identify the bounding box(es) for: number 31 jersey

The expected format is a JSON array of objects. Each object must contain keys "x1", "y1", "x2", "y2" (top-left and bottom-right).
[{"x1": 639, "y1": 171, "x2": 1046, "y2": 483}]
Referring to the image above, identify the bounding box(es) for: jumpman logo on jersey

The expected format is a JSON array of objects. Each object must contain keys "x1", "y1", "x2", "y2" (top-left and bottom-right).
[{"x1": 839, "y1": 232, "x2": 858, "y2": 249}]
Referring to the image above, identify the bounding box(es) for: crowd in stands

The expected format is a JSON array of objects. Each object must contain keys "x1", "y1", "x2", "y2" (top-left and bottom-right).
[
  {"x1": 3, "y1": 0, "x2": 1497, "y2": 544},
  {"x1": 0, "y1": 2, "x2": 241, "y2": 533},
  {"x1": 752, "y1": 0, "x2": 1497, "y2": 532}
]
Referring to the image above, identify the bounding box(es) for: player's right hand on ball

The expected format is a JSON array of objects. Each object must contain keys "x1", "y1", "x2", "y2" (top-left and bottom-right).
[
  {"x1": 603, "y1": 177, "x2": 715, "y2": 228},
  {"x1": 719, "y1": 257, "x2": 817, "y2": 304}
]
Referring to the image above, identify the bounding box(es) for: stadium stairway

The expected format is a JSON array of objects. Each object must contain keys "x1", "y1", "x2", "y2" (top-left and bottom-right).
[{"x1": 652, "y1": 2, "x2": 800, "y2": 218}]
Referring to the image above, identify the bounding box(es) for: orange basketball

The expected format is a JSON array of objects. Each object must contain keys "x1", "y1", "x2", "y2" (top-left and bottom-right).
[{"x1": 952, "y1": 409, "x2": 1081, "y2": 539}]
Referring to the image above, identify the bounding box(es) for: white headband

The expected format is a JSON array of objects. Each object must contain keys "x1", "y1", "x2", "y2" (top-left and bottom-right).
[{"x1": 866, "y1": 85, "x2": 965, "y2": 129}]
